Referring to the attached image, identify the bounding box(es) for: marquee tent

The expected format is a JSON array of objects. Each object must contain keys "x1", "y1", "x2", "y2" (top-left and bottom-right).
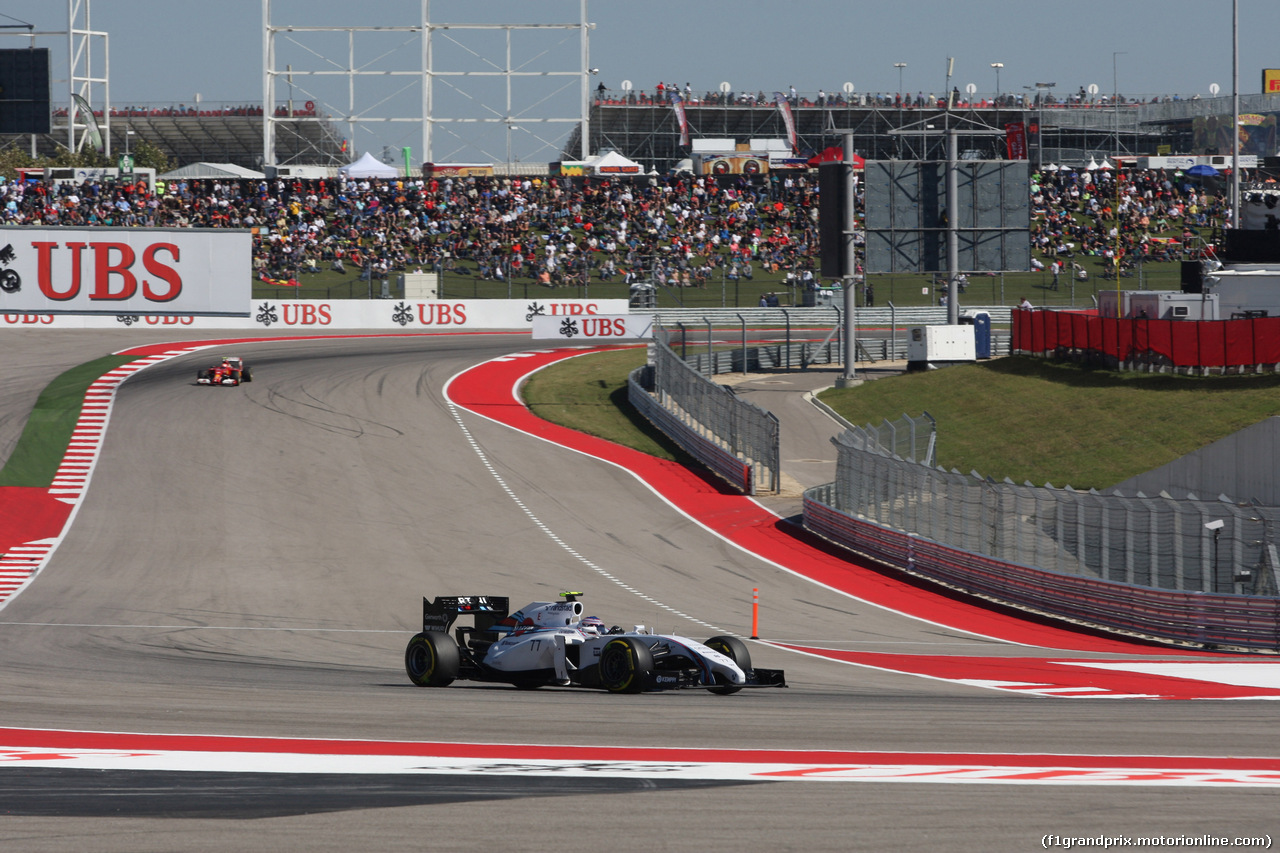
[
  {"x1": 587, "y1": 150, "x2": 643, "y2": 175},
  {"x1": 338, "y1": 152, "x2": 400, "y2": 179},
  {"x1": 159, "y1": 162, "x2": 267, "y2": 180}
]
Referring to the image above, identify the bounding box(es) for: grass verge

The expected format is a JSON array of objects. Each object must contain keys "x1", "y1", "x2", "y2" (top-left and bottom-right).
[
  {"x1": 526, "y1": 350, "x2": 1280, "y2": 494},
  {"x1": 818, "y1": 357, "x2": 1280, "y2": 491},
  {"x1": 0, "y1": 355, "x2": 134, "y2": 488},
  {"x1": 520, "y1": 347, "x2": 694, "y2": 465},
  {"x1": 251, "y1": 259, "x2": 1183, "y2": 311},
  {"x1": 12, "y1": 349, "x2": 1279, "y2": 498}
]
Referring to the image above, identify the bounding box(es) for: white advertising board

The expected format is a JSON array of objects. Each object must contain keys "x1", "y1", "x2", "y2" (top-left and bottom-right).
[
  {"x1": 530, "y1": 313, "x2": 653, "y2": 341},
  {"x1": 0, "y1": 227, "x2": 251, "y2": 316},
  {"x1": 0, "y1": 298, "x2": 632, "y2": 331}
]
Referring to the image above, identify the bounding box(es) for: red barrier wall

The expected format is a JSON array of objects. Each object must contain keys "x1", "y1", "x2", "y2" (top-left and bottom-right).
[{"x1": 1012, "y1": 309, "x2": 1280, "y2": 369}]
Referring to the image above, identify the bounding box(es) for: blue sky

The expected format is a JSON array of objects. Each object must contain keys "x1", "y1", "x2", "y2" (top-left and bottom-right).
[{"x1": 7, "y1": 0, "x2": 1274, "y2": 160}]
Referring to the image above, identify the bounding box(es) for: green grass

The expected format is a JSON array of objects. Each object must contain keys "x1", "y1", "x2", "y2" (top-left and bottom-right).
[
  {"x1": 818, "y1": 357, "x2": 1280, "y2": 490},
  {"x1": 523, "y1": 350, "x2": 1280, "y2": 494},
  {"x1": 251, "y1": 253, "x2": 1185, "y2": 310},
  {"x1": 15, "y1": 345, "x2": 1270, "y2": 500},
  {"x1": 0, "y1": 355, "x2": 134, "y2": 487},
  {"x1": 520, "y1": 347, "x2": 693, "y2": 464}
]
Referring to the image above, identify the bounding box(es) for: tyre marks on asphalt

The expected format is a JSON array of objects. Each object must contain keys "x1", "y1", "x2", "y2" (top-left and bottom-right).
[
  {"x1": 0, "y1": 333, "x2": 478, "y2": 611},
  {"x1": 446, "y1": 347, "x2": 1280, "y2": 701},
  {"x1": 0, "y1": 348, "x2": 207, "y2": 611},
  {"x1": 444, "y1": 348, "x2": 726, "y2": 635}
]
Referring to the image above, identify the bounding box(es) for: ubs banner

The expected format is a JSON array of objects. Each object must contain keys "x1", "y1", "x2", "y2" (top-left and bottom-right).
[
  {"x1": 530, "y1": 313, "x2": 653, "y2": 340},
  {"x1": 0, "y1": 226, "x2": 251, "y2": 316},
  {"x1": 1, "y1": 298, "x2": 632, "y2": 330}
]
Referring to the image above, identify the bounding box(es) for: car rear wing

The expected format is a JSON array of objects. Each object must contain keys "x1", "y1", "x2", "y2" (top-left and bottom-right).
[{"x1": 422, "y1": 595, "x2": 510, "y2": 634}]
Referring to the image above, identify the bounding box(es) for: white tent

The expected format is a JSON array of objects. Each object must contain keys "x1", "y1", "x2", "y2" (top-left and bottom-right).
[
  {"x1": 587, "y1": 150, "x2": 643, "y2": 176},
  {"x1": 338, "y1": 152, "x2": 400, "y2": 179},
  {"x1": 159, "y1": 162, "x2": 266, "y2": 180}
]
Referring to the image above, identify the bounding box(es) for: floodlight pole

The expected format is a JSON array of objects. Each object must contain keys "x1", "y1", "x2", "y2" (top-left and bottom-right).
[
  {"x1": 841, "y1": 131, "x2": 860, "y2": 385},
  {"x1": 1231, "y1": 0, "x2": 1240, "y2": 229},
  {"x1": 580, "y1": 0, "x2": 591, "y2": 160},
  {"x1": 893, "y1": 63, "x2": 906, "y2": 155},
  {"x1": 946, "y1": 118, "x2": 959, "y2": 325}
]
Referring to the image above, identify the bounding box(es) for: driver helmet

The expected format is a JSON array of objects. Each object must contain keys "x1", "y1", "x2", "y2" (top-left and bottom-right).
[{"x1": 579, "y1": 615, "x2": 605, "y2": 635}]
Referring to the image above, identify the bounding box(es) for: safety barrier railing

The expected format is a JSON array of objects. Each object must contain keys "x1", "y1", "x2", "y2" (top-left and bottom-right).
[
  {"x1": 627, "y1": 368, "x2": 753, "y2": 493},
  {"x1": 628, "y1": 326, "x2": 780, "y2": 495},
  {"x1": 805, "y1": 487, "x2": 1280, "y2": 651}
]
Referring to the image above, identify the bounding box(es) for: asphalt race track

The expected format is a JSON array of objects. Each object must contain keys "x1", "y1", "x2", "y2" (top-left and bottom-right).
[{"x1": 1, "y1": 329, "x2": 1277, "y2": 853}]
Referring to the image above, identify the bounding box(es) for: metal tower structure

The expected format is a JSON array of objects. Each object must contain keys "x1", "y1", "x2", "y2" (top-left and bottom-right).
[
  {"x1": 65, "y1": 0, "x2": 110, "y2": 154},
  {"x1": 0, "y1": 0, "x2": 110, "y2": 155},
  {"x1": 262, "y1": 0, "x2": 592, "y2": 170}
]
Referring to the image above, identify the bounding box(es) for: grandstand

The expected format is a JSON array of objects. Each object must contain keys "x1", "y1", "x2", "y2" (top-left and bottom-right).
[
  {"x1": 570, "y1": 92, "x2": 1280, "y2": 173},
  {"x1": 4, "y1": 92, "x2": 1276, "y2": 176},
  {"x1": 2, "y1": 105, "x2": 345, "y2": 169}
]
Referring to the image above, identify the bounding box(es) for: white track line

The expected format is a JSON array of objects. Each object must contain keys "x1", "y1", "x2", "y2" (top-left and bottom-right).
[{"x1": 443, "y1": 362, "x2": 726, "y2": 637}]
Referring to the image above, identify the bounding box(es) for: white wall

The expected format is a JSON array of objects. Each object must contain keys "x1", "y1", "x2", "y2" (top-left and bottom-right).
[{"x1": 0, "y1": 299, "x2": 631, "y2": 331}]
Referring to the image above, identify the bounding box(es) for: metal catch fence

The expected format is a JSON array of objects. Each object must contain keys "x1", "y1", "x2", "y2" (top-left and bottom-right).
[
  {"x1": 646, "y1": 324, "x2": 780, "y2": 494},
  {"x1": 829, "y1": 418, "x2": 1280, "y2": 597},
  {"x1": 843, "y1": 412, "x2": 937, "y2": 468}
]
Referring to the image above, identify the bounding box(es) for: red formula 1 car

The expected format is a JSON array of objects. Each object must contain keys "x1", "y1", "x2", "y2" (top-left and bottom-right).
[{"x1": 196, "y1": 356, "x2": 253, "y2": 386}]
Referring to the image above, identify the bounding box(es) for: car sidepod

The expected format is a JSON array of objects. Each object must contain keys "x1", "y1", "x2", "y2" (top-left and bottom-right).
[{"x1": 482, "y1": 627, "x2": 582, "y2": 687}]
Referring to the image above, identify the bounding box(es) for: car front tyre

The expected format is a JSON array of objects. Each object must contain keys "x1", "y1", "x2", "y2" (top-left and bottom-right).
[
  {"x1": 704, "y1": 635, "x2": 751, "y2": 695},
  {"x1": 597, "y1": 637, "x2": 653, "y2": 694},
  {"x1": 405, "y1": 631, "x2": 460, "y2": 687}
]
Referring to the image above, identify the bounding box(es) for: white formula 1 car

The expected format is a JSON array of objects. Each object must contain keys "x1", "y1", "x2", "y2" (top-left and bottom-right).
[{"x1": 404, "y1": 593, "x2": 786, "y2": 694}]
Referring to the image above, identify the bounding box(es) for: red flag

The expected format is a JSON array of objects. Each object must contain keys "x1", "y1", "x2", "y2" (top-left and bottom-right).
[
  {"x1": 1005, "y1": 122, "x2": 1027, "y2": 161},
  {"x1": 670, "y1": 93, "x2": 690, "y2": 148}
]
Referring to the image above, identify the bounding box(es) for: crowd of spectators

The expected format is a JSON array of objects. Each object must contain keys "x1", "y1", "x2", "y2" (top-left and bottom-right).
[
  {"x1": 596, "y1": 84, "x2": 1189, "y2": 111},
  {"x1": 1030, "y1": 165, "x2": 1229, "y2": 277},
  {"x1": 53, "y1": 104, "x2": 317, "y2": 119},
  {"x1": 0, "y1": 160, "x2": 1233, "y2": 289},
  {"x1": 0, "y1": 170, "x2": 824, "y2": 288}
]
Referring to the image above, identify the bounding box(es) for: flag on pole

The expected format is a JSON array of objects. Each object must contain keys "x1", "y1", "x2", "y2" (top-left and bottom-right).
[
  {"x1": 1005, "y1": 122, "x2": 1028, "y2": 160},
  {"x1": 71, "y1": 94, "x2": 104, "y2": 153},
  {"x1": 773, "y1": 92, "x2": 798, "y2": 154},
  {"x1": 670, "y1": 93, "x2": 690, "y2": 147}
]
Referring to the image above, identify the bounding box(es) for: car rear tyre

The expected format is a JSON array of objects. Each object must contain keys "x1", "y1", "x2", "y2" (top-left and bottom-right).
[
  {"x1": 405, "y1": 631, "x2": 460, "y2": 687},
  {"x1": 704, "y1": 635, "x2": 751, "y2": 695},
  {"x1": 597, "y1": 637, "x2": 653, "y2": 694}
]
